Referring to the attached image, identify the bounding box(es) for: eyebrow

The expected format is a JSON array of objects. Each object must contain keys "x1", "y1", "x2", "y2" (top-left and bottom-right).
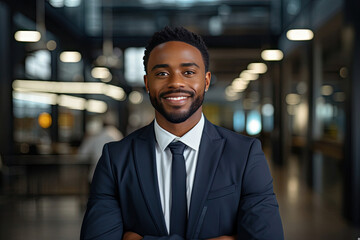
[
  {"x1": 151, "y1": 64, "x2": 169, "y2": 71},
  {"x1": 181, "y1": 62, "x2": 200, "y2": 68},
  {"x1": 150, "y1": 62, "x2": 200, "y2": 72}
]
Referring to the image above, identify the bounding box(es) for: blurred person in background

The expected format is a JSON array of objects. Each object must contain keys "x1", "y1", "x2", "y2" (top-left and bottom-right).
[
  {"x1": 80, "y1": 26, "x2": 283, "y2": 240},
  {"x1": 78, "y1": 111, "x2": 123, "y2": 182}
]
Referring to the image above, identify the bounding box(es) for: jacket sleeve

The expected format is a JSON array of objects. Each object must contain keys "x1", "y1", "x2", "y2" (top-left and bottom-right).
[
  {"x1": 80, "y1": 144, "x2": 123, "y2": 240},
  {"x1": 237, "y1": 139, "x2": 284, "y2": 240}
]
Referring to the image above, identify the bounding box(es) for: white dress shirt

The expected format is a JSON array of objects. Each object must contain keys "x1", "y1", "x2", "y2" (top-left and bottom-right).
[{"x1": 154, "y1": 114, "x2": 205, "y2": 233}]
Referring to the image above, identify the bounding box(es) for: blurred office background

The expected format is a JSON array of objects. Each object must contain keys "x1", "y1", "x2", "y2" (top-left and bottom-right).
[{"x1": 0, "y1": 0, "x2": 360, "y2": 239}]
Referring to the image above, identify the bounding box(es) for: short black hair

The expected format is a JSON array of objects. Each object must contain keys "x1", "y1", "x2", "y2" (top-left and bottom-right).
[{"x1": 143, "y1": 26, "x2": 209, "y2": 73}]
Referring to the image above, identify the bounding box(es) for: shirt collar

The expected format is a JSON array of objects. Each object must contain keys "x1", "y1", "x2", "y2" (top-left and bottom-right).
[{"x1": 154, "y1": 114, "x2": 205, "y2": 152}]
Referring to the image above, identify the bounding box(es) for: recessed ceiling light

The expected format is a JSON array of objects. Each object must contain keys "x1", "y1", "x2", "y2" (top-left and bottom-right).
[
  {"x1": 14, "y1": 31, "x2": 41, "y2": 42},
  {"x1": 60, "y1": 51, "x2": 82, "y2": 63},
  {"x1": 261, "y1": 49, "x2": 284, "y2": 61},
  {"x1": 286, "y1": 29, "x2": 314, "y2": 41}
]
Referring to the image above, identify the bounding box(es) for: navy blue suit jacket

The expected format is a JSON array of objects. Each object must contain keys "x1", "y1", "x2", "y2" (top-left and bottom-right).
[{"x1": 80, "y1": 119, "x2": 284, "y2": 240}]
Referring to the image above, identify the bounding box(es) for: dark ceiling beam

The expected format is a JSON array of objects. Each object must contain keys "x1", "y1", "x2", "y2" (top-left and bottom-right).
[
  {"x1": 108, "y1": 2, "x2": 271, "y2": 15},
  {"x1": 1, "y1": 0, "x2": 87, "y2": 49},
  {"x1": 1, "y1": 0, "x2": 279, "y2": 52},
  {"x1": 87, "y1": 32, "x2": 274, "y2": 50},
  {"x1": 44, "y1": 3, "x2": 86, "y2": 49},
  {"x1": 105, "y1": 0, "x2": 272, "y2": 9}
]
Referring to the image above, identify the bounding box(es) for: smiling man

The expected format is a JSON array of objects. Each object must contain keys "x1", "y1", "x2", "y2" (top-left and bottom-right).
[
  {"x1": 145, "y1": 40, "x2": 210, "y2": 136},
  {"x1": 80, "y1": 26, "x2": 284, "y2": 240}
]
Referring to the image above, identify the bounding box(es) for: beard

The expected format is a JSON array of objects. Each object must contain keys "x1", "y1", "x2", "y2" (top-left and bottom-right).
[{"x1": 149, "y1": 89, "x2": 205, "y2": 124}]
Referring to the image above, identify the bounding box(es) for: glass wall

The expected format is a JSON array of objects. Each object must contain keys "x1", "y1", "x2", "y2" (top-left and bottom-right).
[{"x1": 280, "y1": 6, "x2": 352, "y2": 214}]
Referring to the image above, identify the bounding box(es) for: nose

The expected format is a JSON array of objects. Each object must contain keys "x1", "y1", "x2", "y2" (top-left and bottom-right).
[{"x1": 167, "y1": 72, "x2": 185, "y2": 89}]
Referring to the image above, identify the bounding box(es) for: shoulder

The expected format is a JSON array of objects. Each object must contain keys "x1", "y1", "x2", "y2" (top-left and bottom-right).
[
  {"x1": 205, "y1": 119, "x2": 258, "y2": 145},
  {"x1": 106, "y1": 122, "x2": 154, "y2": 151}
]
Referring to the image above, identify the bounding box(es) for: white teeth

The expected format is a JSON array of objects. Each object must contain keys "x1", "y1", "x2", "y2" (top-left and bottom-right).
[{"x1": 166, "y1": 96, "x2": 187, "y2": 101}]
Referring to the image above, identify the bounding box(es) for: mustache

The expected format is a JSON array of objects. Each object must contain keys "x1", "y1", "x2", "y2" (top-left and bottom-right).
[{"x1": 159, "y1": 89, "x2": 194, "y2": 98}]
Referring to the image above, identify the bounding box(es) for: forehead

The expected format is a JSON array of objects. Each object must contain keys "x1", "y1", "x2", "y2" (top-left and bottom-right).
[{"x1": 147, "y1": 41, "x2": 204, "y2": 69}]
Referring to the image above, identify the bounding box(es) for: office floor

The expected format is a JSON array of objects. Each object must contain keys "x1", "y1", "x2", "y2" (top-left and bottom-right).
[
  {"x1": 0, "y1": 156, "x2": 359, "y2": 240},
  {"x1": 271, "y1": 156, "x2": 360, "y2": 240}
]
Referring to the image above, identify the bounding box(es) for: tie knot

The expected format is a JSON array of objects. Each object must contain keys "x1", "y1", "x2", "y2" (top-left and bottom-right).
[{"x1": 168, "y1": 141, "x2": 187, "y2": 155}]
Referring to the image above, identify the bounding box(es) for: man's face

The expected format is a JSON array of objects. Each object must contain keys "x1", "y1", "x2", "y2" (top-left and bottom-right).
[{"x1": 144, "y1": 41, "x2": 211, "y2": 124}]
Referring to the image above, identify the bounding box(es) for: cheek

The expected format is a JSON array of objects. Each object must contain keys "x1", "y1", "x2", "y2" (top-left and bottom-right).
[
  {"x1": 147, "y1": 80, "x2": 160, "y2": 92},
  {"x1": 193, "y1": 79, "x2": 206, "y2": 91}
]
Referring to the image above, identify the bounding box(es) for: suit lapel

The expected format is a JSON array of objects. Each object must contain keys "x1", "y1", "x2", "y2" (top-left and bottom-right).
[
  {"x1": 133, "y1": 122, "x2": 168, "y2": 236},
  {"x1": 187, "y1": 119, "x2": 225, "y2": 238}
]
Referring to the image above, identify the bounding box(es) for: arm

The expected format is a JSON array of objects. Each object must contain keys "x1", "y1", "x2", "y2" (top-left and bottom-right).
[
  {"x1": 122, "y1": 232, "x2": 236, "y2": 240},
  {"x1": 80, "y1": 144, "x2": 185, "y2": 240},
  {"x1": 237, "y1": 139, "x2": 284, "y2": 240},
  {"x1": 123, "y1": 231, "x2": 185, "y2": 240},
  {"x1": 207, "y1": 236, "x2": 236, "y2": 240},
  {"x1": 80, "y1": 144, "x2": 123, "y2": 240}
]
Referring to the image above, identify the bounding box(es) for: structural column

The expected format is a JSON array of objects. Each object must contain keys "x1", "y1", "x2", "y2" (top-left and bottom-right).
[
  {"x1": 344, "y1": 26, "x2": 360, "y2": 227},
  {"x1": 344, "y1": 0, "x2": 360, "y2": 227},
  {"x1": 0, "y1": 2, "x2": 14, "y2": 156}
]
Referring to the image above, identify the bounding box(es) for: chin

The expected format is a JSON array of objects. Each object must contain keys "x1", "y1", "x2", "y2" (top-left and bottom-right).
[{"x1": 163, "y1": 111, "x2": 192, "y2": 124}]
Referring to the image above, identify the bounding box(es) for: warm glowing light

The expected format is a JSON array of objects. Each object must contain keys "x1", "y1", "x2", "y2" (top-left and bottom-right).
[
  {"x1": 287, "y1": 105, "x2": 296, "y2": 115},
  {"x1": 339, "y1": 67, "x2": 348, "y2": 78},
  {"x1": 247, "y1": 63, "x2": 268, "y2": 74},
  {"x1": 321, "y1": 85, "x2": 333, "y2": 96},
  {"x1": 231, "y1": 78, "x2": 248, "y2": 92},
  {"x1": 13, "y1": 80, "x2": 102, "y2": 94},
  {"x1": 13, "y1": 80, "x2": 126, "y2": 101},
  {"x1": 104, "y1": 85, "x2": 126, "y2": 101},
  {"x1": 13, "y1": 91, "x2": 57, "y2": 105},
  {"x1": 14, "y1": 31, "x2": 41, "y2": 42},
  {"x1": 13, "y1": 90, "x2": 108, "y2": 113},
  {"x1": 239, "y1": 71, "x2": 259, "y2": 81},
  {"x1": 286, "y1": 93, "x2": 301, "y2": 105},
  {"x1": 86, "y1": 99, "x2": 108, "y2": 113},
  {"x1": 91, "y1": 67, "x2": 111, "y2": 79},
  {"x1": 261, "y1": 49, "x2": 283, "y2": 61},
  {"x1": 47, "y1": 40, "x2": 57, "y2": 50},
  {"x1": 101, "y1": 73, "x2": 113, "y2": 83},
  {"x1": 286, "y1": 29, "x2": 314, "y2": 41},
  {"x1": 60, "y1": 51, "x2": 82, "y2": 63},
  {"x1": 58, "y1": 95, "x2": 86, "y2": 110},
  {"x1": 287, "y1": 177, "x2": 299, "y2": 202},
  {"x1": 129, "y1": 91, "x2": 143, "y2": 104},
  {"x1": 225, "y1": 86, "x2": 237, "y2": 97},
  {"x1": 38, "y1": 112, "x2": 52, "y2": 128},
  {"x1": 225, "y1": 86, "x2": 240, "y2": 101}
]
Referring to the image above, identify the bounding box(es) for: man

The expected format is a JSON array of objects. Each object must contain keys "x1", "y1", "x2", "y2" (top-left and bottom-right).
[
  {"x1": 78, "y1": 112, "x2": 123, "y2": 182},
  {"x1": 80, "y1": 26, "x2": 284, "y2": 240}
]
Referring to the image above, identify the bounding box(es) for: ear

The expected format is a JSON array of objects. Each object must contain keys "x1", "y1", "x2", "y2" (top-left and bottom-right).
[
  {"x1": 205, "y1": 71, "x2": 211, "y2": 92},
  {"x1": 144, "y1": 75, "x2": 149, "y2": 92}
]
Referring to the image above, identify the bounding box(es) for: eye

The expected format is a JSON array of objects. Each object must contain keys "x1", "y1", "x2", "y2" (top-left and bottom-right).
[
  {"x1": 155, "y1": 72, "x2": 169, "y2": 76},
  {"x1": 184, "y1": 70, "x2": 195, "y2": 75}
]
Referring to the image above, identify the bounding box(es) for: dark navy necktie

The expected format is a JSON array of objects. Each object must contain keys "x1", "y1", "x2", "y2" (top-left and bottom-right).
[{"x1": 168, "y1": 141, "x2": 187, "y2": 237}]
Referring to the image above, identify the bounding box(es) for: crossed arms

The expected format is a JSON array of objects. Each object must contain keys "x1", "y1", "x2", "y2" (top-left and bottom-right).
[{"x1": 80, "y1": 139, "x2": 283, "y2": 240}]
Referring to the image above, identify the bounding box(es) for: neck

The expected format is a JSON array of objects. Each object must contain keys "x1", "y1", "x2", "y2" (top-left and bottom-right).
[{"x1": 155, "y1": 108, "x2": 203, "y2": 137}]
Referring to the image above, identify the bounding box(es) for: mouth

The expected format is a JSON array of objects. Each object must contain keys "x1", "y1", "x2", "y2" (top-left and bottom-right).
[
  {"x1": 160, "y1": 90, "x2": 193, "y2": 106},
  {"x1": 165, "y1": 96, "x2": 188, "y2": 101},
  {"x1": 163, "y1": 95, "x2": 190, "y2": 106}
]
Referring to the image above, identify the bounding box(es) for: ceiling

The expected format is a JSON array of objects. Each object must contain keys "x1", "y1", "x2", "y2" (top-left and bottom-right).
[{"x1": 4, "y1": 0, "x2": 284, "y2": 91}]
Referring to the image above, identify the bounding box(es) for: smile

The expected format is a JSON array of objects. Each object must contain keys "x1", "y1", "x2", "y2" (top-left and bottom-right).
[{"x1": 165, "y1": 96, "x2": 188, "y2": 101}]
